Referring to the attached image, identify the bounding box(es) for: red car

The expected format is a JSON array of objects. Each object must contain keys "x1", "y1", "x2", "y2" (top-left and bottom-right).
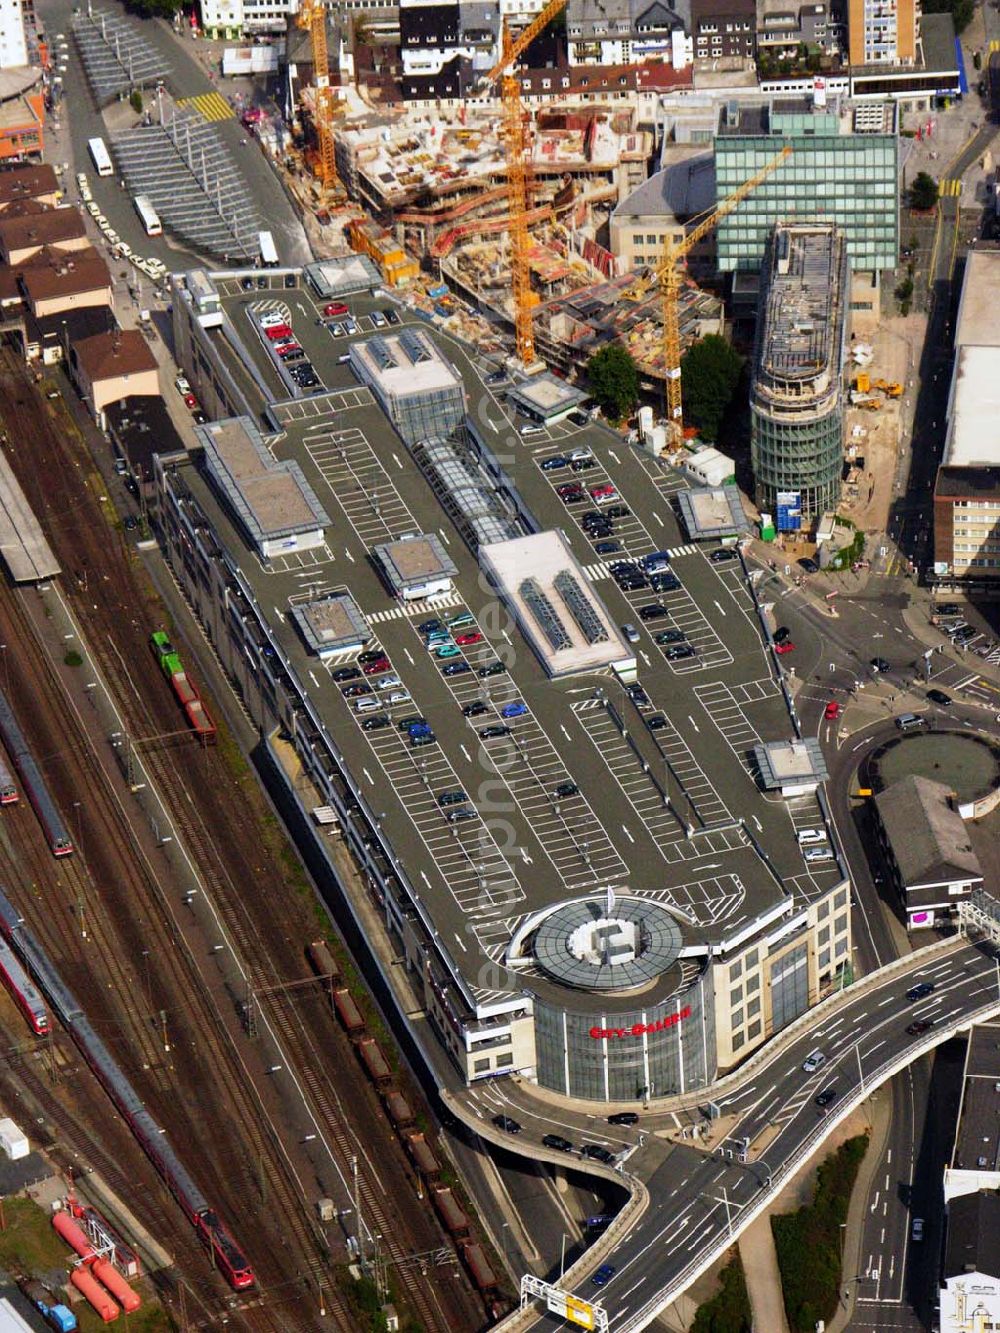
[
  {"x1": 324, "y1": 302, "x2": 349, "y2": 317},
  {"x1": 590, "y1": 483, "x2": 619, "y2": 503},
  {"x1": 824, "y1": 701, "x2": 841, "y2": 720},
  {"x1": 265, "y1": 324, "x2": 293, "y2": 340},
  {"x1": 362, "y1": 657, "x2": 391, "y2": 675},
  {"x1": 454, "y1": 631, "x2": 482, "y2": 646},
  {"x1": 276, "y1": 344, "x2": 303, "y2": 358},
  {"x1": 775, "y1": 641, "x2": 796, "y2": 655},
  {"x1": 183, "y1": 392, "x2": 197, "y2": 407}
]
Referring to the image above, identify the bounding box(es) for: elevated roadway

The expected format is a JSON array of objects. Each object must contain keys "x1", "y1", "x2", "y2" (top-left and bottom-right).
[{"x1": 450, "y1": 929, "x2": 1000, "y2": 1331}]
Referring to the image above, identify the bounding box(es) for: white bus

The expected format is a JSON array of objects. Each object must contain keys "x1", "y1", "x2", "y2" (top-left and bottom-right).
[
  {"x1": 258, "y1": 229, "x2": 278, "y2": 268},
  {"x1": 87, "y1": 136, "x2": 113, "y2": 177},
  {"x1": 133, "y1": 194, "x2": 162, "y2": 237}
]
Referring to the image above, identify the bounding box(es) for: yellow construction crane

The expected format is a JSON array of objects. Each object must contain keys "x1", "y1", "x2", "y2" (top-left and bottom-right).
[
  {"x1": 297, "y1": 0, "x2": 339, "y2": 190},
  {"x1": 650, "y1": 145, "x2": 792, "y2": 450},
  {"x1": 481, "y1": 0, "x2": 569, "y2": 367}
]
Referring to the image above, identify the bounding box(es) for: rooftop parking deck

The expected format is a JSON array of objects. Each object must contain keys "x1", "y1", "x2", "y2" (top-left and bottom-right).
[{"x1": 168, "y1": 273, "x2": 846, "y2": 1008}]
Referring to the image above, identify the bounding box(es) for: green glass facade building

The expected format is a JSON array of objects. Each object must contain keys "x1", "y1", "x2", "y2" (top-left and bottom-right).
[
  {"x1": 714, "y1": 98, "x2": 898, "y2": 273},
  {"x1": 751, "y1": 223, "x2": 849, "y2": 526}
]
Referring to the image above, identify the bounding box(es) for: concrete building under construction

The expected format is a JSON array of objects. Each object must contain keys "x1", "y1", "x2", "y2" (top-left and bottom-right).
[{"x1": 750, "y1": 222, "x2": 849, "y2": 528}]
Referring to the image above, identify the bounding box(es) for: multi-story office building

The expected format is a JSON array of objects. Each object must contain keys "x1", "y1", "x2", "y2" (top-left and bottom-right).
[
  {"x1": 847, "y1": 0, "x2": 915, "y2": 65},
  {"x1": 750, "y1": 222, "x2": 848, "y2": 528},
  {"x1": 690, "y1": 0, "x2": 755, "y2": 64},
  {"x1": 714, "y1": 96, "x2": 898, "y2": 275},
  {"x1": 933, "y1": 250, "x2": 1000, "y2": 589}
]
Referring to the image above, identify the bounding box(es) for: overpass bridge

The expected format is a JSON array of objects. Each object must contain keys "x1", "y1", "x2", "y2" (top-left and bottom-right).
[{"x1": 458, "y1": 903, "x2": 1000, "y2": 1332}]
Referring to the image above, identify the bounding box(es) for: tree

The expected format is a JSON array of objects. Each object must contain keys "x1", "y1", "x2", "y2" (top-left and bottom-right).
[
  {"x1": 586, "y1": 344, "x2": 639, "y2": 421},
  {"x1": 910, "y1": 171, "x2": 939, "y2": 211},
  {"x1": 922, "y1": 0, "x2": 973, "y2": 31},
  {"x1": 129, "y1": 89, "x2": 143, "y2": 114},
  {"x1": 680, "y1": 334, "x2": 743, "y2": 443}
]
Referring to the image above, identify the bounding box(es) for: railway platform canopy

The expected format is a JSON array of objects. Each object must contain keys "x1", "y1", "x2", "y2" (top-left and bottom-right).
[{"x1": 0, "y1": 452, "x2": 59, "y2": 583}]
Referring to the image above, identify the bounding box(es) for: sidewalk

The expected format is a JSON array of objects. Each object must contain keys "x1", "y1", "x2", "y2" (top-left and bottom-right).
[{"x1": 738, "y1": 1215, "x2": 791, "y2": 1333}]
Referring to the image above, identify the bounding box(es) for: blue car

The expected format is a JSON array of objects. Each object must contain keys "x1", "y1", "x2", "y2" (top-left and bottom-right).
[
  {"x1": 592, "y1": 1264, "x2": 616, "y2": 1287},
  {"x1": 501, "y1": 701, "x2": 528, "y2": 718},
  {"x1": 541, "y1": 455, "x2": 569, "y2": 471}
]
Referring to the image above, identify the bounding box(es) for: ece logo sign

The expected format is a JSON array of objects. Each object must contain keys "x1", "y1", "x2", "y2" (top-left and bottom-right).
[{"x1": 589, "y1": 1006, "x2": 692, "y2": 1040}]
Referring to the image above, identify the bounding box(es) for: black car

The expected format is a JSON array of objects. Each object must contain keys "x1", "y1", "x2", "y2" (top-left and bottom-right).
[
  {"x1": 583, "y1": 519, "x2": 613, "y2": 536},
  {"x1": 927, "y1": 688, "x2": 951, "y2": 706},
  {"x1": 462, "y1": 701, "x2": 489, "y2": 718},
  {"x1": 907, "y1": 1019, "x2": 934, "y2": 1035},
  {"x1": 445, "y1": 807, "x2": 477, "y2": 823},
  {"x1": 438, "y1": 789, "x2": 468, "y2": 807},
  {"x1": 418, "y1": 618, "x2": 445, "y2": 635},
  {"x1": 870, "y1": 657, "x2": 891, "y2": 673},
  {"x1": 342, "y1": 683, "x2": 373, "y2": 697},
  {"x1": 568, "y1": 410, "x2": 590, "y2": 427},
  {"x1": 906, "y1": 981, "x2": 936, "y2": 1001},
  {"x1": 639, "y1": 603, "x2": 669, "y2": 621},
  {"x1": 610, "y1": 561, "x2": 639, "y2": 575},
  {"x1": 774, "y1": 626, "x2": 791, "y2": 644},
  {"x1": 570, "y1": 457, "x2": 596, "y2": 472},
  {"x1": 485, "y1": 370, "x2": 508, "y2": 385},
  {"x1": 443, "y1": 661, "x2": 471, "y2": 676},
  {"x1": 815, "y1": 1086, "x2": 838, "y2": 1108},
  {"x1": 493, "y1": 1115, "x2": 521, "y2": 1134},
  {"x1": 953, "y1": 627, "x2": 977, "y2": 644},
  {"x1": 709, "y1": 548, "x2": 737, "y2": 564},
  {"x1": 332, "y1": 666, "x2": 361, "y2": 682},
  {"x1": 654, "y1": 629, "x2": 685, "y2": 645},
  {"x1": 479, "y1": 724, "x2": 512, "y2": 739},
  {"x1": 542, "y1": 1133, "x2": 575, "y2": 1152},
  {"x1": 799, "y1": 557, "x2": 820, "y2": 574},
  {"x1": 478, "y1": 661, "x2": 508, "y2": 678},
  {"x1": 383, "y1": 308, "x2": 401, "y2": 325},
  {"x1": 604, "y1": 505, "x2": 631, "y2": 519},
  {"x1": 358, "y1": 650, "x2": 386, "y2": 665},
  {"x1": 541, "y1": 455, "x2": 569, "y2": 471},
  {"x1": 646, "y1": 714, "x2": 668, "y2": 731},
  {"x1": 284, "y1": 273, "x2": 296, "y2": 289},
  {"x1": 581, "y1": 1144, "x2": 616, "y2": 1164},
  {"x1": 665, "y1": 644, "x2": 696, "y2": 660},
  {"x1": 554, "y1": 781, "x2": 579, "y2": 798},
  {"x1": 608, "y1": 1111, "x2": 639, "y2": 1126},
  {"x1": 626, "y1": 683, "x2": 651, "y2": 709},
  {"x1": 595, "y1": 541, "x2": 621, "y2": 555},
  {"x1": 617, "y1": 575, "x2": 648, "y2": 590},
  {"x1": 649, "y1": 572, "x2": 680, "y2": 593},
  {"x1": 241, "y1": 276, "x2": 255, "y2": 292},
  {"x1": 256, "y1": 276, "x2": 268, "y2": 289},
  {"x1": 361, "y1": 714, "x2": 390, "y2": 731},
  {"x1": 398, "y1": 716, "x2": 428, "y2": 731}
]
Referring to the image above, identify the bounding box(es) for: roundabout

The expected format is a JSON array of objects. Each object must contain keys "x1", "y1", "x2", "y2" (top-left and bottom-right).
[{"x1": 866, "y1": 729, "x2": 1000, "y2": 807}]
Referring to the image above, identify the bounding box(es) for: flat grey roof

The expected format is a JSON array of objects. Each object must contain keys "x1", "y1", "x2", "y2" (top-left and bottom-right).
[
  {"x1": 291, "y1": 593, "x2": 371, "y2": 656},
  {"x1": 677, "y1": 484, "x2": 748, "y2": 538},
  {"x1": 198, "y1": 417, "x2": 331, "y2": 545},
  {"x1": 374, "y1": 534, "x2": 457, "y2": 589},
  {"x1": 305, "y1": 254, "x2": 381, "y2": 298},
  {"x1": 0, "y1": 452, "x2": 59, "y2": 583},
  {"x1": 755, "y1": 738, "x2": 829, "y2": 786},
  {"x1": 506, "y1": 373, "x2": 588, "y2": 421}
]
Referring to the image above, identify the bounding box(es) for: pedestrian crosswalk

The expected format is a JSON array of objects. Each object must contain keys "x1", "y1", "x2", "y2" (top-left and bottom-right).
[
  {"x1": 581, "y1": 544, "x2": 700, "y2": 582},
  {"x1": 177, "y1": 92, "x2": 235, "y2": 123},
  {"x1": 366, "y1": 593, "x2": 462, "y2": 625},
  {"x1": 938, "y1": 179, "x2": 962, "y2": 198}
]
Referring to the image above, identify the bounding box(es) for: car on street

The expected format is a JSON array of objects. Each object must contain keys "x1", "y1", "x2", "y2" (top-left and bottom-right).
[
  {"x1": 608, "y1": 1111, "x2": 639, "y2": 1126},
  {"x1": 639, "y1": 603, "x2": 669, "y2": 621},
  {"x1": 775, "y1": 641, "x2": 796, "y2": 655},
  {"x1": 443, "y1": 661, "x2": 471, "y2": 676},
  {"x1": 815, "y1": 1086, "x2": 838, "y2": 1108},
  {"x1": 361, "y1": 715, "x2": 390, "y2": 731},
  {"x1": 542, "y1": 1134, "x2": 575, "y2": 1152},
  {"x1": 665, "y1": 644, "x2": 696, "y2": 660},
  {"x1": 927, "y1": 688, "x2": 951, "y2": 705},
  {"x1": 774, "y1": 626, "x2": 791, "y2": 644},
  {"x1": 485, "y1": 370, "x2": 508, "y2": 385},
  {"x1": 541, "y1": 455, "x2": 569, "y2": 471},
  {"x1": 332, "y1": 667, "x2": 361, "y2": 682},
  {"x1": 802, "y1": 1050, "x2": 826, "y2": 1073},
  {"x1": 654, "y1": 629, "x2": 685, "y2": 645},
  {"x1": 501, "y1": 701, "x2": 528, "y2": 718},
  {"x1": 591, "y1": 1265, "x2": 616, "y2": 1288},
  {"x1": 906, "y1": 982, "x2": 936, "y2": 1001},
  {"x1": 479, "y1": 724, "x2": 512, "y2": 739},
  {"x1": 799, "y1": 557, "x2": 820, "y2": 574},
  {"x1": 555, "y1": 781, "x2": 579, "y2": 798},
  {"x1": 870, "y1": 657, "x2": 891, "y2": 673},
  {"x1": 709, "y1": 548, "x2": 737, "y2": 563},
  {"x1": 824, "y1": 701, "x2": 842, "y2": 720},
  {"x1": 911, "y1": 1218, "x2": 924, "y2": 1242},
  {"x1": 907, "y1": 1019, "x2": 934, "y2": 1036},
  {"x1": 123, "y1": 515, "x2": 139, "y2": 531},
  {"x1": 581, "y1": 1145, "x2": 616, "y2": 1164},
  {"x1": 462, "y1": 701, "x2": 489, "y2": 717},
  {"x1": 493, "y1": 1115, "x2": 521, "y2": 1134},
  {"x1": 183, "y1": 392, "x2": 197, "y2": 407}
]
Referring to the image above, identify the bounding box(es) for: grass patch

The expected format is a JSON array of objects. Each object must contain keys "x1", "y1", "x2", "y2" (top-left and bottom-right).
[
  {"x1": 335, "y1": 1267, "x2": 425, "y2": 1332},
  {"x1": 691, "y1": 1250, "x2": 752, "y2": 1333},
  {"x1": 0, "y1": 1198, "x2": 171, "y2": 1331},
  {"x1": 772, "y1": 1134, "x2": 869, "y2": 1332}
]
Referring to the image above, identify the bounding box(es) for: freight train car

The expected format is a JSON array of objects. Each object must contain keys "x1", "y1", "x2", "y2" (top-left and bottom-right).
[
  {"x1": 149, "y1": 632, "x2": 216, "y2": 743},
  {"x1": 0, "y1": 891, "x2": 254, "y2": 1291},
  {"x1": 404, "y1": 1131, "x2": 441, "y2": 1181},
  {"x1": 461, "y1": 1244, "x2": 499, "y2": 1296},
  {"x1": 306, "y1": 940, "x2": 339, "y2": 991},
  {"x1": 0, "y1": 688, "x2": 72, "y2": 855},
  {"x1": 0, "y1": 936, "x2": 48, "y2": 1035},
  {"x1": 357, "y1": 1036, "x2": 392, "y2": 1088},
  {"x1": 332, "y1": 988, "x2": 365, "y2": 1038}
]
